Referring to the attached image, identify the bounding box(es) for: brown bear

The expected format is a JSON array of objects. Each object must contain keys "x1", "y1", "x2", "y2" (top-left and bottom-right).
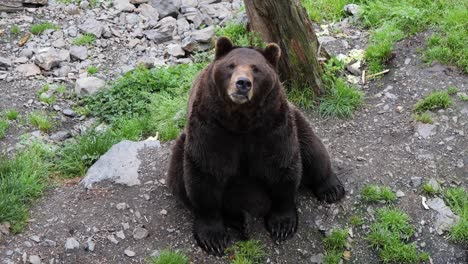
[{"x1": 167, "y1": 37, "x2": 345, "y2": 256}]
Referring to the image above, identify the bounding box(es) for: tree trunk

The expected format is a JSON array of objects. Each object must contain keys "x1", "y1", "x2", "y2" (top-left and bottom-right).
[{"x1": 243, "y1": 0, "x2": 328, "y2": 96}]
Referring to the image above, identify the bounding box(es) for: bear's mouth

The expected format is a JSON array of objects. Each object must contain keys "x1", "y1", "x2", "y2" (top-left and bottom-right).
[{"x1": 229, "y1": 93, "x2": 250, "y2": 104}]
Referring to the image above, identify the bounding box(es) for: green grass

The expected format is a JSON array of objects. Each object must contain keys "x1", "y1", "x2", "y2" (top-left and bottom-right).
[
  {"x1": 459, "y1": 94, "x2": 468, "y2": 101},
  {"x1": 5, "y1": 109, "x2": 19, "y2": 121},
  {"x1": 350, "y1": 214, "x2": 364, "y2": 227},
  {"x1": 0, "y1": 142, "x2": 52, "y2": 233},
  {"x1": 72, "y1": 33, "x2": 96, "y2": 46},
  {"x1": 444, "y1": 187, "x2": 467, "y2": 244},
  {"x1": 301, "y1": 0, "x2": 357, "y2": 22},
  {"x1": 29, "y1": 112, "x2": 54, "y2": 133},
  {"x1": 367, "y1": 208, "x2": 427, "y2": 263},
  {"x1": 361, "y1": 185, "x2": 397, "y2": 203},
  {"x1": 287, "y1": 87, "x2": 315, "y2": 109},
  {"x1": 87, "y1": 66, "x2": 98, "y2": 75},
  {"x1": 226, "y1": 240, "x2": 266, "y2": 264},
  {"x1": 10, "y1": 25, "x2": 21, "y2": 36},
  {"x1": 0, "y1": 120, "x2": 8, "y2": 139},
  {"x1": 151, "y1": 249, "x2": 188, "y2": 264},
  {"x1": 30, "y1": 22, "x2": 59, "y2": 35},
  {"x1": 318, "y1": 58, "x2": 364, "y2": 118},
  {"x1": 447, "y1": 86, "x2": 458, "y2": 95},
  {"x1": 215, "y1": 22, "x2": 264, "y2": 47},
  {"x1": 56, "y1": 84, "x2": 67, "y2": 94},
  {"x1": 413, "y1": 91, "x2": 452, "y2": 113},
  {"x1": 322, "y1": 228, "x2": 348, "y2": 264},
  {"x1": 149, "y1": 93, "x2": 187, "y2": 141},
  {"x1": 413, "y1": 112, "x2": 433, "y2": 124}
]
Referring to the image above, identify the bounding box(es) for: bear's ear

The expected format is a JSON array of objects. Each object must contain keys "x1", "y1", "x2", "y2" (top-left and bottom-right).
[
  {"x1": 215, "y1": 37, "x2": 234, "y2": 60},
  {"x1": 263, "y1": 43, "x2": 281, "y2": 67}
]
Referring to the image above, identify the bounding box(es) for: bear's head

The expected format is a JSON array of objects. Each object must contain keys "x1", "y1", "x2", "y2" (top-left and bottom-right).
[{"x1": 212, "y1": 37, "x2": 281, "y2": 105}]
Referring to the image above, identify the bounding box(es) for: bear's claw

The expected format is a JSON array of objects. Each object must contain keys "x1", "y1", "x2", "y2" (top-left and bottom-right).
[
  {"x1": 265, "y1": 209, "x2": 298, "y2": 243},
  {"x1": 315, "y1": 177, "x2": 345, "y2": 203},
  {"x1": 193, "y1": 219, "x2": 229, "y2": 256}
]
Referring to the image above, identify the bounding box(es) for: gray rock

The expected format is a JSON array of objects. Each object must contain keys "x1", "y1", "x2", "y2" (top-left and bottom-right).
[
  {"x1": 427, "y1": 178, "x2": 441, "y2": 192},
  {"x1": 132, "y1": 227, "x2": 149, "y2": 240},
  {"x1": 125, "y1": 13, "x2": 140, "y2": 25},
  {"x1": 116, "y1": 202, "x2": 128, "y2": 210},
  {"x1": 85, "y1": 239, "x2": 95, "y2": 251},
  {"x1": 0, "y1": 56, "x2": 12, "y2": 68},
  {"x1": 62, "y1": 109, "x2": 77, "y2": 117},
  {"x1": 144, "y1": 17, "x2": 177, "y2": 43},
  {"x1": 24, "y1": 241, "x2": 33, "y2": 247},
  {"x1": 34, "y1": 49, "x2": 70, "y2": 71},
  {"x1": 56, "y1": 65, "x2": 72, "y2": 78},
  {"x1": 107, "y1": 234, "x2": 119, "y2": 244},
  {"x1": 65, "y1": 237, "x2": 80, "y2": 251},
  {"x1": 81, "y1": 140, "x2": 161, "y2": 188},
  {"x1": 29, "y1": 255, "x2": 41, "y2": 264},
  {"x1": 124, "y1": 249, "x2": 136, "y2": 257},
  {"x1": 116, "y1": 230, "x2": 126, "y2": 239},
  {"x1": 177, "y1": 17, "x2": 190, "y2": 35},
  {"x1": 167, "y1": 43, "x2": 185, "y2": 57},
  {"x1": 79, "y1": 18, "x2": 105, "y2": 38},
  {"x1": 17, "y1": 64, "x2": 41, "y2": 76},
  {"x1": 64, "y1": 4, "x2": 80, "y2": 15},
  {"x1": 137, "y1": 57, "x2": 156, "y2": 69},
  {"x1": 396, "y1": 190, "x2": 405, "y2": 197},
  {"x1": 346, "y1": 61, "x2": 362, "y2": 76},
  {"x1": 70, "y1": 46, "x2": 88, "y2": 61},
  {"x1": 417, "y1": 123, "x2": 436, "y2": 139},
  {"x1": 184, "y1": 11, "x2": 203, "y2": 28},
  {"x1": 149, "y1": 0, "x2": 180, "y2": 18},
  {"x1": 75, "y1": 77, "x2": 106, "y2": 95},
  {"x1": 411, "y1": 177, "x2": 422, "y2": 187},
  {"x1": 53, "y1": 38, "x2": 66, "y2": 48},
  {"x1": 41, "y1": 239, "x2": 57, "y2": 247},
  {"x1": 310, "y1": 253, "x2": 324, "y2": 264},
  {"x1": 191, "y1": 26, "x2": 215, "y2": 42},
  {"x1": 318, "y1": 36, "x2": 337, "y2": 44},
  {"x1": 181, "y1": 0, "x2": 197, "y2": 6},
  {"x1": 20, "y1": 49, "x2": 34, "y2": 58},
  {"x1": 344, "y1": 4, "x2": 361, "y2": 16},
  {"x1": 80, "y1": 0, "x2": 89, "y2": 9},
  {"x1": 114, "y1": 0, "x2": 135, "y2": 12},
  {"x1": 30, "y1": 235, "x2": 41, "y2": 243},
  {"x1": 138, "y1": 3, "x2": 159, "y2": 20},
  {"x1": 426, "y1": 197, "x2": 460, "y2": 235},
  {"x1": 199, "y1": 3, "x2": 230, "y2": 19}
]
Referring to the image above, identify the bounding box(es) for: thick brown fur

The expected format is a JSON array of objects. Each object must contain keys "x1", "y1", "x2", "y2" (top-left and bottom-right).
[{"x1": 167, "y1": 37, "x2": 345, "y2": 256}]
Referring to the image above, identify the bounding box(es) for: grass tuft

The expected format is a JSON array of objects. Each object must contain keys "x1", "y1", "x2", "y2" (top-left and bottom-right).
[
  {"x1": 413, "y1": 91, "x2": 452, "y2": 113},
  {"x1": 226, "y1": 240, "x2": 266, "y2": 264},
  {"x1": 30, "y1": 22, "x2": 59, "y2": 35},
  {"x1": 151, "y1": 249, "x2": 188, "y2": 264},
  {"x1": 0, "y1": 142, "x2": 52, "y2": 233},
  {"x1": 29, "y1": 112, "x2": 54, "y2": 133},
  {"x1": 287, "y1": 87, "x2": 315, "y2": 110},
  {"x1": 216, "y1": 22, "x2": 264, "y2": 47},
  {"x1": 0, "y1": 120, "x2": 9, "y2": 139},
  {"x1": 350, "y1": 214, "x2": 364, "y2": 227},
  {"x1": 361, "y1": 185, "x2": 397, "y2": 203},
  {"x1": 11, "y1": 25, "x2": 21, "y2": 36},
  {"x1": 87, "y1": 66, "x2": 98, "y2": 75},
  {"x1": 322, "y1": 228, "x2": 348, "y2": 264},
  {"x1": 421, "y1": 182, "x2": 440, "y2": 196},
  {"x1": 413, "y1": 112, "x2": 433, "y2": 124},
  {"x1": 319, "y1": 78, "x2": 363, "y2": 118},
  {"x1": 72, "y1": 33, "x2": 96, "y2": 46},
  {"x1": 5, "y1": 109, "x2": 19, "y2": 121},
  {"x1": 301, "y1": 0, "x2": 354, "y2": 22},
  {"x1": 459, "y1": 94, "x2": 468, "y2": 101},
  {"x1": 444, "y1": 187, "x2": 467, "y2": 243},
  {"x1": 447, "y1": 86, "x2": 458, "y2": 95}
]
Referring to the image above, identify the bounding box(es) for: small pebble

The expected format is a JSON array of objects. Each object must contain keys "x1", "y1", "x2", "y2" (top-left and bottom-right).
[{"x1": 124, "y1": 249, "x2": 136, "y2": 257}]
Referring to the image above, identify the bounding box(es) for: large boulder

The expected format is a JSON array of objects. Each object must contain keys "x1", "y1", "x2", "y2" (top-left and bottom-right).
[
  {"x1": 79, "y1": 18, "x2": 105, "y2": 38},
  {"x1": 143, "y1": 17, "x2": 177, "y2": 43},
  {"x1": 75, "y1": 77, "x2": 106, "y2": 95},
  {"x1": 34, "y1": 48, "x2": 70, "y2": 70},
  {"x1": 149, "y1": 0, "x2": 181, "y2": 18}
]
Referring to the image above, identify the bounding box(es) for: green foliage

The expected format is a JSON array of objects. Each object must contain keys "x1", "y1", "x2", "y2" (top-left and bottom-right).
[
  {"x1": 84, "y1": 64, "x2": 204, "y2": 123},
  {"x1": 151, "y1": 249, "x2": 188, "y2": 264},
  {"x1": 319, "y1": 78, "x2": 364, "y2": 118},
  {"x1": 413, "y1": 91, "x2": 452, "y2": 113},
  {"x1": 322, "y1": 228, "x2": 348, "y2": 264},
  {"x1": 87, "y1": 66, "x2": 98, "y2": 75},
  {"x1": 0, "y1": 142, "x2": 52, "y2": 233},
  {"x1": 72, "y1": 33, "x2": 96, "y2": 46},
  {"x1": 364, "y1": 22, "x2": 404, "y2": 74},
  {"x1": 421, "y1": 182, "x2": 440, "y2": 196},
  {"x1": 30, "y1": 22, "x2": 59, "y2": 35},
  {"x1": 444, "y1": 187, "x2": 467, "y2": 243},
  {"x1": 10, "y1": 25, "x2": 21, "y2": 36},
  {"x1": 302, "y1": 0, "x2": 356, "y2": 22},
  {"x1": 413, "y1": 112, "x2": 433, "y2": 124},
  {"x1": 350, "y1": 214, "x2": 364, "y2": 227},
  {"x1": 56, "y1": 84, "x2": 67, "y2": 94},
  {"x1": 447, "y1": 86, "x2": 458, "y2": 95},
  {"x1": 5, "y1": 109, "x2": 19, "y2": 121},
  {"x1": 215, "y1": 22, "x2": 264, "y2": 47},
  {"x1": 367, "y1": 208, "x2": 421, "y2": 263},
  {"x1": 0, "y1": 120, "x2": 8, "y2": 139},
  {"x1": 287, "y1": 87, "x2": 315, "y2": 109},
  {"x1": 29, "y1": 112, "x2": 54, "y2": 133},
  {"x1": 226, "y1": 240, "x2": 266, "y2": 264},
  {"x1": 459, "y1": 94, "x2": 468, "y2": 101},
  {"x1": 361, "y1": 185, "x2": 397, "y2": 203},
  {"x1": 149, "y1": 93, "x2": 187, "y2": 141}
]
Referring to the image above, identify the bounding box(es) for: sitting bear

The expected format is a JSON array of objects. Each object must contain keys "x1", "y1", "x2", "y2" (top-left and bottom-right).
[{"x1": 167, "y1": 37, "x2": 345, "y2": 256}]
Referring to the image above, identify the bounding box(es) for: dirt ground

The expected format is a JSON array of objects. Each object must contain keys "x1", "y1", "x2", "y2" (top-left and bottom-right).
[{"x1": 1, "y1": 28, "x2": 467, "y2": 264}]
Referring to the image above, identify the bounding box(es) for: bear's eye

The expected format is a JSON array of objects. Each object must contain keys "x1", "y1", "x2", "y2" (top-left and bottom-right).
[
  {"x1": 228, "y1": 63, "x2": 236, "y2": 69},
  {"x1": 252, "y1": 65, "x2": 260, "y2": 73}
]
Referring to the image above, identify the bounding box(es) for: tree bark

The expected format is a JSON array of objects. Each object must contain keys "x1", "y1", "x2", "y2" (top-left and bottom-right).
[{"x1": 243, "y1": 0, "x2": 328, "y2": 96}]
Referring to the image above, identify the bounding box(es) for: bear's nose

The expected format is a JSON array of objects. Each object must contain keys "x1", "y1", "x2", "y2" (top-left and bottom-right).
[{"x1": 235, "y1": 77, "x2": 252, "y2": 93}]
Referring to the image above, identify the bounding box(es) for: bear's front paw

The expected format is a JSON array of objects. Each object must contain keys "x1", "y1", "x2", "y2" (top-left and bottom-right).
[
  {"x1": 265, "y1": 209, "x2": 298, "y2": 243},
  {"x1": 315, "y1": 176, "x2": 345, "y2": 203},
  {"x1": 193, "y1": 218, "x2": 229, "y2": 256}
]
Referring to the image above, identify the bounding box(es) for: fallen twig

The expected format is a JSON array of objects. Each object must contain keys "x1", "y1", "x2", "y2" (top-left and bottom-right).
[
  {"x1": 366, "y1": 69, "x2": 389, "y2": 80},
  {"x1": 18, "y1": 32, "x2": 31, "y2": 47}
]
